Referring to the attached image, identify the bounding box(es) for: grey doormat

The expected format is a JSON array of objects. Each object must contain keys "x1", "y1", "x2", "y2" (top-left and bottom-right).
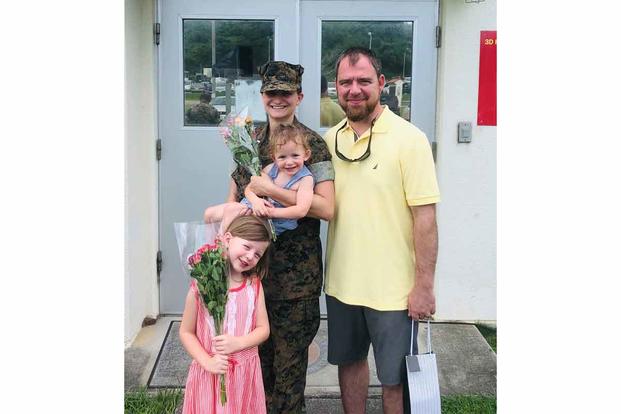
[
  {"x1": 147, "y1": 320, "x2": 332, "y2": 389},
  {"x1": 147, "y1": 321, "x2": 497, "y2": 396},
  {"x1": 148, "y1": 321, "x2": 190, "y2": 388}
]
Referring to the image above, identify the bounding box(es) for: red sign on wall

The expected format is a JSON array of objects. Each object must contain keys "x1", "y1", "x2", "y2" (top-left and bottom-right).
[{"x1": 477, "y1": 31, "x2": 497, "y2": 126}]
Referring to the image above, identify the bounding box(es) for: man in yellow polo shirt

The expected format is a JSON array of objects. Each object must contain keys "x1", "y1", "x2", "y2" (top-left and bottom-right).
[{"x1": 324, "y1": 47, "x2": 440, "y2": 414}]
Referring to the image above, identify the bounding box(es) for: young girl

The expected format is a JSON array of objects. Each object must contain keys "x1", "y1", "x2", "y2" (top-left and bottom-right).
[
  {"x1": 179, "y1": 215, "x2": 272, "y2": 414},
  {"x1": 204, "y1": 124, "x2": 314, "y2": 236}
]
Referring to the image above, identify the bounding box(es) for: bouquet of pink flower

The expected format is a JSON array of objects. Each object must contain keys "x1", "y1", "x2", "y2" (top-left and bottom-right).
[
  {"x1": 174, "y1": 221, "x2": 229, "y2": 405},
  {"x1": 219, "y1": 106, "x2": 261, "y2": 176},
  {"x1": 188, "y1": 240, "x2": 229, "y2": 405},
  {"x1": 219, "y1": 107, "x2": 277, "y2": 240},
  {"x1": 187, "y1": 242, "x2": 228, "y2": 338}
]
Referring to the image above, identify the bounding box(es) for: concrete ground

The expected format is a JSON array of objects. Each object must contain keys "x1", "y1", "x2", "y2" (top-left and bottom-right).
[{"x1": 125, "y1": 316, "x2": 496, "y2": 413}]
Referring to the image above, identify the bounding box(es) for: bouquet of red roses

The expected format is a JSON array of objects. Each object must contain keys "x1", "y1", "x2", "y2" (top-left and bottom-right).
[
  {"x1": 175, "y1": 222, "x2": 229, "y2": 405},
  {"x1": 187, "y1": 241, "x2": 228, "y2": 338},
  {"x1": 188, "y1": 241, "x2": 229, "y2": 405}
]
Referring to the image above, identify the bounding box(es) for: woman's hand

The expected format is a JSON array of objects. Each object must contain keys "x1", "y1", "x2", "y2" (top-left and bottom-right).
[
  {"x1": 202, "y1": 353, "x2": 229, "y2": 374},
  {"x1": 213, "y1": 334, "x2": 242, "y2": 355},
  {"x1": 265, "y1": 205, "x2": 281, "y2": 218},
  {"x1": 250, "y1": 198, "x2": 273, "y2": 217},
  {"x1": 249, "y1": 173, "x2": 276, "y2": 197}
]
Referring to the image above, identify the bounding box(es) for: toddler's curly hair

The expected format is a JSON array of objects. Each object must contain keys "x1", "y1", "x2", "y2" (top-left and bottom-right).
[{"x1": 268, "y1": 124, "x2": 311, "y2": 157}]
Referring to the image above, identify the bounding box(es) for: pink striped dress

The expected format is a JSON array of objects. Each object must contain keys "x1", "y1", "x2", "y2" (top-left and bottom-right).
[{"x1": 182, "y1": 278, "x2": 266, "y2": 414}]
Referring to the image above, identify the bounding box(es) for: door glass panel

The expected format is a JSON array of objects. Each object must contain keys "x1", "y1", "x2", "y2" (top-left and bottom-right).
[
  {"x1": 320, "y1": 21, "x2": 413, "y2": 127},
  {"x1": 183, "y1": 19, "x2": 274, "y2": 126}
]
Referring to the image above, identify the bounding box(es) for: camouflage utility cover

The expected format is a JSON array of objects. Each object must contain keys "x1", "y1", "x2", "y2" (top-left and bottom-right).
[
  {"x1": 258, "y1": 61, "x2": 304, "y2": 93},
  {"x1": 231, "y1": 118, "x2": 333, "y2": 301}
]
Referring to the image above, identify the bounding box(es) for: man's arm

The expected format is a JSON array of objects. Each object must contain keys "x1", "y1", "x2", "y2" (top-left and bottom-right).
[
  {"x1": 247, "y1": 175, "x2": 334, "y2": 220},
  {"x1": 407, "y1": 203, "x2": 439, "y2": 319}
]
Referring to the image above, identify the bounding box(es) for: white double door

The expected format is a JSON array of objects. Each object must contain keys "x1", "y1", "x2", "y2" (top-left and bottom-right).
[{"x1": 158, "y1": 0, "x2": 438, "y2": 314}]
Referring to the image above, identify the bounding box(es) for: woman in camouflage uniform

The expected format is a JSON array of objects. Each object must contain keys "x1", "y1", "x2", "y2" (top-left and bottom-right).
[{"x1": 228, "y1": 61, "x2": 335, "y2": 413}]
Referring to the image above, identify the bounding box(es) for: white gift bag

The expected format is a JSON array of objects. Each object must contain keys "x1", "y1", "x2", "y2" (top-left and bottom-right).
[{"x1": 405, "y1": 320, "x2": 441, "y2": 414}]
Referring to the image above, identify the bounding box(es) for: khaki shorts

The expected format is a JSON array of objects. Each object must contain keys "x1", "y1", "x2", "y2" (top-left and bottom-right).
[{"x1": 326, "y1": 295, "x2": 417, "y2": 385}]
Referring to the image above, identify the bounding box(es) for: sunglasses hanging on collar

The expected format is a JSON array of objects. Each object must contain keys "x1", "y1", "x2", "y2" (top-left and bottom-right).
[{"x1": 334, "y1": 118, "x2": 376, "y2": 163}]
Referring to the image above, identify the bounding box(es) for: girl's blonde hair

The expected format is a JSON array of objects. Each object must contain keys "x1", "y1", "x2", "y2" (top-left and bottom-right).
[
  {"x1": 225, "y1": 215, "x2": 272, "y2": 279},
  {"x1": 268, "y1": 124, "x2": 311, "y2": 157}
]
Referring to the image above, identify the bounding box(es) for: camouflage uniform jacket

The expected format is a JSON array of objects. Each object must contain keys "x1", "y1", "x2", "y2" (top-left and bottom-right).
[{"x1": 231, "y1": 117, "x2": 334, "y2": 301}]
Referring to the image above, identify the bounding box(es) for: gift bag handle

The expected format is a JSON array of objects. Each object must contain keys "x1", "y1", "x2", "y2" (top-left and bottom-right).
[{"x1": 410, "y1": 319, "x2": 432, "y2": 356}]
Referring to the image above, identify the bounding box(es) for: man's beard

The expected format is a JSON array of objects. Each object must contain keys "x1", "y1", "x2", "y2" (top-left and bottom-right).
[{"x1": 339, "y1": 93, "x2": 378, "y2": 122}]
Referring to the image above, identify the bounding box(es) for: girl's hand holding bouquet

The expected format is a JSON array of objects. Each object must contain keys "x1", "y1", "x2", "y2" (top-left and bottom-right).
[
  {"x1": 213, "y1": 334, "x2": 243, "y2": 355},
  {"x1": 202, "y1": 353, "x2": 229, "y2": 375}
]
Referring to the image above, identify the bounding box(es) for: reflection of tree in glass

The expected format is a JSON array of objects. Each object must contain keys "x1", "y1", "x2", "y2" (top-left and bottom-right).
[
  {"x1": 184, "y1": 20, "x2": 212, "y2": 79},
  {"x1": 183, "y1": 20, "x2": 274, "y2": 79},
  {"x1": 321, "y1": 21, "x2": 413, "y2": 81}
]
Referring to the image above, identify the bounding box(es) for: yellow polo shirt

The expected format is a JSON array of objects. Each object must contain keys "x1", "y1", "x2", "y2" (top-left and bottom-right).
[{"x1": 324, "y1": 107, "x2": 440, "y2": 310}]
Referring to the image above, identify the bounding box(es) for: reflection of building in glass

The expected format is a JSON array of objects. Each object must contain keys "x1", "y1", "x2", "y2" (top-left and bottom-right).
[
  {"x1": 381, "y1": 79, "x2": 402, "y2": 114},
  {"x1": 212, "y1": 46, "x2": 255, "y2": 78},
  {"x1": 381, "y1": 77, "x2": 411, "y2": 120},
  {"x1": 211, "y1": 95, "x2": 235, "y2": 119}
]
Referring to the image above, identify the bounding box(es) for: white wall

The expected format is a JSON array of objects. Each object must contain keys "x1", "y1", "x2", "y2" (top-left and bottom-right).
[
  {"x1": 125, "y1": 0, "x2": 159, "y2": 346},
  {"x1": 435, "y1": 0, "x2": 496, "y2": 321}
]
